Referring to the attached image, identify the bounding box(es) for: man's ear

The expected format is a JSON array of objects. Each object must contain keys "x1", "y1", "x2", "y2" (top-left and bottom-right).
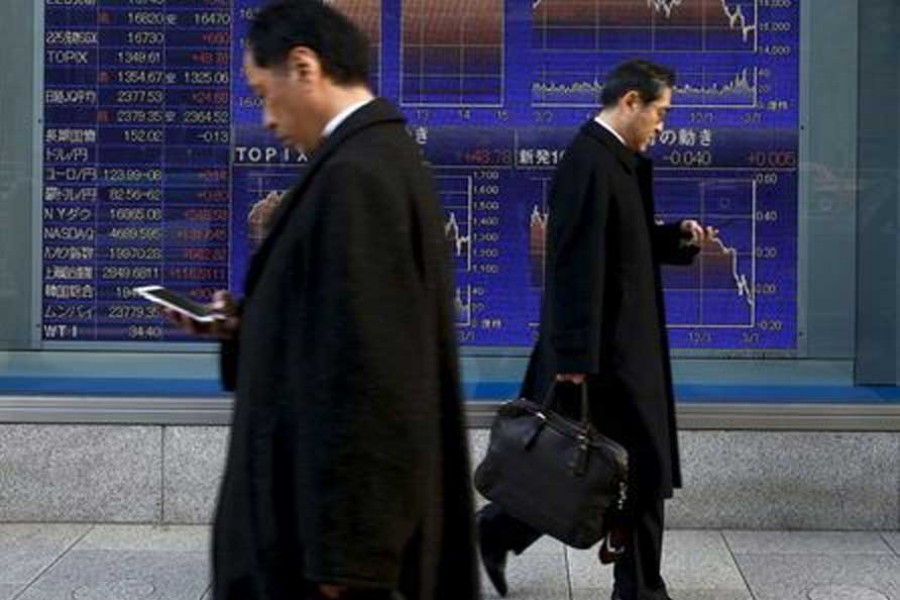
[
  {"x1": 286, "y1": 46, "x2": 321, "y2": 84},
  {"x1": 620, "y1": 90, "x2": 642, "y2": 113}
]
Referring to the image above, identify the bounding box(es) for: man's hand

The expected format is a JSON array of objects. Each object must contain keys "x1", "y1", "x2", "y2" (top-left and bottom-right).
[
  {"x1": 248, "y1": 190, "x2": 284, "y2": 246},
  {"x1": 556, "y1": 373, "x2": 586, "y2": 385},
  {"x1": 679, "y1": 219, "x2": 718, "y2": 247},
  {"x1": 163, "y1": 290, "x2": 240, "y2": 341}
]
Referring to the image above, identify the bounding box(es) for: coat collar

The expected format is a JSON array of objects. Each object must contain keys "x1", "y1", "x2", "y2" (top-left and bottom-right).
[
  {"x1": 242, "y1": 98, "x2": 406, "y2": 297},
  {"x1": 582, "y1": 119, "x2": 656, "y2": 222},
  {"x1": 581, "y1": 119, "x2": 641, "y2": 174}
]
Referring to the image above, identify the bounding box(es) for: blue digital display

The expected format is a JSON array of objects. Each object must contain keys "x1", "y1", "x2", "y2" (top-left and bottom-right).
[{"x1": 42, "y1": 0, "x2": 798, "y2": 350}]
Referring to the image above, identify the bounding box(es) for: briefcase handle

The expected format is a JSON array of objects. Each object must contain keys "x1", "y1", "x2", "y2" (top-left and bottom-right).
[{"x1": 540, "y1": 380, "x2": 593, "y2": 430}]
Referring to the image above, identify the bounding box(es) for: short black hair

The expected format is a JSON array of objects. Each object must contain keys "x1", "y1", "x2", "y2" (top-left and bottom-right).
[
  {"x1": 247, "y1": 0, "x2": 370, "y2": 86},
  {"x1": 601, "y1": 59, "x2": 676, "y2": 107}
]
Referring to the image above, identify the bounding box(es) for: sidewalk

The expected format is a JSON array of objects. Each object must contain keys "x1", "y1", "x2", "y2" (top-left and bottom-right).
[{"x1": 1, "y1": 524, "x2": 898, "y2": 599}]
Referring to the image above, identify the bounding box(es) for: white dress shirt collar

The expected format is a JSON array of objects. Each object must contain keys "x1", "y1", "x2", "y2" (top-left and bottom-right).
[
  {"x1": 322, "y1": 98, "x2": 373, "y2": 138},
  {"x1": 594, "y1": 115, "x2": 627, "y2": 147}
]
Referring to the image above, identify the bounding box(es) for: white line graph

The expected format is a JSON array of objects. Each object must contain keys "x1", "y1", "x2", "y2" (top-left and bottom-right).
[
  {"x1": 533, "y1": 0, "x2": 759, "y2": 53},
  {"x1": 533, "y1": 66, "x2": 759, "y2": 108},
  {"x1": 660, "y1": 178, "x2": 758, "y2": 328},
  {"x1": 438, "y1": 175, "x2": 474, "y2": 273}
]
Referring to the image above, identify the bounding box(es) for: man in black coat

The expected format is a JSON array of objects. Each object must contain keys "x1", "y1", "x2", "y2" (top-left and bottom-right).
[
  {"x1": 169, "y1": 3, "x2": 480, "y2": 599},
  {"x1": 476, "y1": 60, "x2": 716, "y2": 600}
]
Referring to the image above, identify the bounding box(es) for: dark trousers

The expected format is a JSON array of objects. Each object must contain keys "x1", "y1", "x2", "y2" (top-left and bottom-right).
[{"x1": 479, "y1": 496, "x2": 668, "y2": 600}]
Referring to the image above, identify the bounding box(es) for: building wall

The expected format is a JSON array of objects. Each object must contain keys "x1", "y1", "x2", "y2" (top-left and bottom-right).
[{"x1": 0, "y1": 424, "x2": 896, "y2": 530}]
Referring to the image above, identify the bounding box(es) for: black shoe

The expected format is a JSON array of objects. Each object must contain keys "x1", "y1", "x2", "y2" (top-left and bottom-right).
[{"x1": 476, "y1": 510, "x2": 508, "y2": 597}]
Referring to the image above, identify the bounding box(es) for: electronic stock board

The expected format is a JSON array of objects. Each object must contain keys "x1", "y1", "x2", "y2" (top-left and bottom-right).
[{"x1": 41, "y1": 0, "x2": 798, "y2": 350}]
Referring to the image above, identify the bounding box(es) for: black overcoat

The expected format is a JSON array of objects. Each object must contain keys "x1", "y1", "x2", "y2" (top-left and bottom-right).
[
  {"x1": 523, "y1": 120, "x2": 698, "y2": 500},
  {"x1": 213, "y1": 99, "x2": 480, "y2": 600}
]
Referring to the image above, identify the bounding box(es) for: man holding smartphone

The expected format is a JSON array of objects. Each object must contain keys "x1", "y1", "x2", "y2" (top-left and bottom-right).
[
  {"x1": 475, "y1": 60, "x2": 715, "y2": 600},
  {"x1": 167, "y1": 2, "x2": 479, "y2": 599}
]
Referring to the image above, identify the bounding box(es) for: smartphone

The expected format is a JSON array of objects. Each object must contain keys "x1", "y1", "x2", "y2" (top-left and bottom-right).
[{"x1": 133, "y1": 285, "x2": 224, "y2": 322}]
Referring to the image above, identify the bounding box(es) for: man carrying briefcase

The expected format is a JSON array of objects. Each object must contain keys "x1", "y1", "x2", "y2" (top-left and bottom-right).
[{"x1": 475, "y1": 59, "x2": 716, "y2": 600}]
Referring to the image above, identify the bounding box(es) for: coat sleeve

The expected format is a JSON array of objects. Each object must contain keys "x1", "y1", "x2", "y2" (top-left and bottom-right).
[
  {"x1": 294, "y1": 161, "x2": 435, "y2": 588},
  {"x1": 219, "y1": 338, "x2": 238, "y2": 392},
  {"x1": 652, "y1": 221, "x2": 700, "y2": 265},
  {"x1": 218, "y1": 299, "x2": 244, "y2": 392},
  {"x1": 546, "y1": 151, "x2": 609, "y2": 374}
]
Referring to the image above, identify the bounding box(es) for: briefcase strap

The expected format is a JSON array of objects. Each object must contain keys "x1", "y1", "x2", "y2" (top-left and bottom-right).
[{"x1": 541, "y1": 381, "x2": 593, "y2": 430}]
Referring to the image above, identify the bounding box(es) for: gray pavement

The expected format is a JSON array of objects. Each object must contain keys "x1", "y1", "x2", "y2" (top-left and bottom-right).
[{"x1": 0, "y1": 524, "x2": 898, "y2": 599}]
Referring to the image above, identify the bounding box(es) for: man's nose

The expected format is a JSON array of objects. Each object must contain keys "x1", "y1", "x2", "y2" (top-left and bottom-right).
[{"x1": 263, "y1": 107, "x2": 276, "y2": 130}]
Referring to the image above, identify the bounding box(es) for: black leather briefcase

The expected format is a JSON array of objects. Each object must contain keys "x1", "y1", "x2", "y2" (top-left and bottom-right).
[{"x1": 474, "y1": 383, "x2": 628, "y2": 549}]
